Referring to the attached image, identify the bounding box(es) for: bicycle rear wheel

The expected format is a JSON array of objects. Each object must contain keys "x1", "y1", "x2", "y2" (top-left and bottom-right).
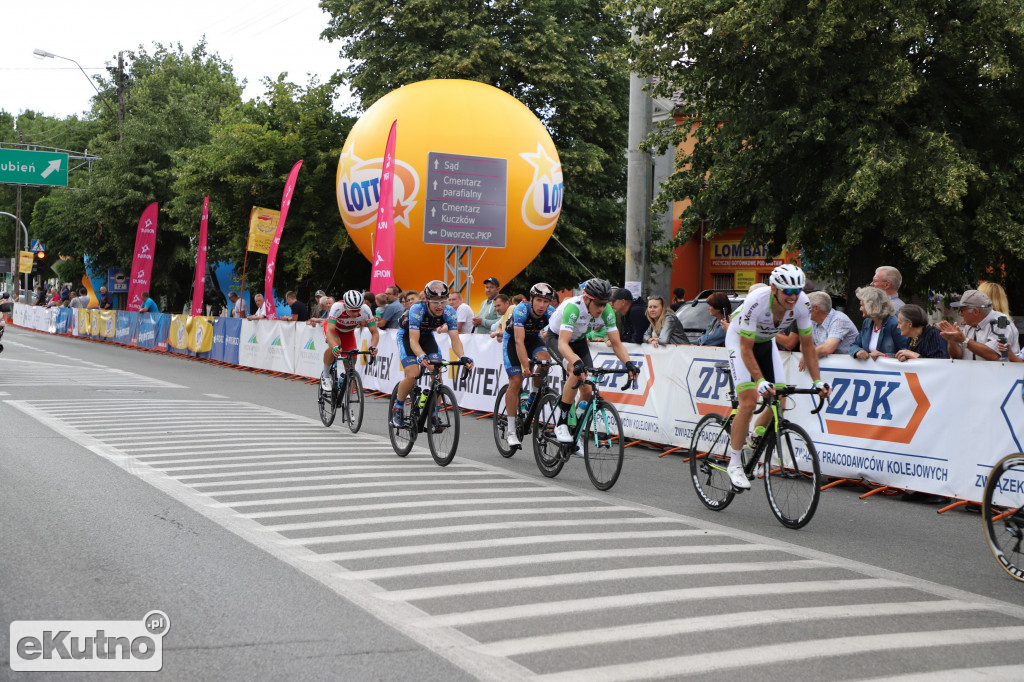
[
  {"x1": 388, "y1": 385, "x2": 416, "y2": 457},
  {"x1": 688, "y1": 413, "x2": 736, "y2": 511},
  {"x1": 532, "y1": 393, "x2": 565, "y2": 478},
  {"x1": 763, "y1": 423, "x2": 821, "y2": 529},
  {"x1": 343, "y1": 371, "x2": 364, "y2": 433},
  {"x1": 427, "y1": 385, "x2": 461, "y2": 466},
  {"x1": 318, "y1": 365, "x2": 338, "y2": 427},
  {"x1": 983, "y1": 453, "x2": 1024, "y2": 582},
  {"x1": 583, "y1": 400, "x2": 624, "y2": 490},
  {"x1": 492, "y1": 384, "x2": 516, "y2": 457}
]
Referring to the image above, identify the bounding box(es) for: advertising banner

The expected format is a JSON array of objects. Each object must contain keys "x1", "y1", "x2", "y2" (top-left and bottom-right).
[
  {"x1": 239, "y1": 319, "x2": 295, "y2": 373},
  {"x1": 97, "y1": 310, "x2": 116, "y2": 339},
  {"x1": 19, "y1": 251, "x2": 33, "y2": 272},
  {"x1": 210, "y1": 317, "x2": 242, "y2": 364},
  {"x1": 115, "y1": 311, "x2": 138, "y2": 345},
  {"x1": 126, "y1": 202, "x2": 159, "y2": 312},
  {"x1": 137, "y1": 313, "x2": 169, "y2": 351},
  {"x1": 189, "y1": 316, "x2": 214, "y2": 355},
  {"x1": 263, "y1": 160, "x2": 303, "y2": 320},
  {"x1": 54, "y1": 308, "x2": 73, "y2": 335},
  {"x1": 191, "y1": 196, "x2": 210, "y2": 317},
  {"x1": 369, "y1": 120, "x2": 398, "y2": 294},
  {"x1": 246, "y1": 207, "x2": 280, "y2": 255},
  {"x1": 168, "y1": 315, "x2": 192, "y2": 355}
]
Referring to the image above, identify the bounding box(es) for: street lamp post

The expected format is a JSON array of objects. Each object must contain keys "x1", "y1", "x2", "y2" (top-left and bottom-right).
[{"x1": 33, "y1": 48, "x2": 121, "y2": 136}]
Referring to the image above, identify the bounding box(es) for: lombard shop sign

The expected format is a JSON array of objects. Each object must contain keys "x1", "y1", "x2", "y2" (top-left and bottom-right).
[{"x1": 710, "y1": 241, "x2": 784, "y2": 268}]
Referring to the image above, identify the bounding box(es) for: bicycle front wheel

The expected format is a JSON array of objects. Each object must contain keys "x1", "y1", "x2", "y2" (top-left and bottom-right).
[
  {"x1": 318, "y1": 366, "x2": 338, "y2": 427},
  {"x1": 983, "y1": 453, "x2": 1024, "y2": 582},
  {"x1": 763, "y1": 423, "x2": 821, "y2": 529},
  {"x1": 492, "y1": 384, "x2": 516, "y2": 457},
  {"x1": 427, "y1": 385, "x2": 461, "y2": 466},
  {"x1": 388, "y1": 385, "x2": 416, "y2": 457},
  {"x1": 583, "y1": 400, "x2": 624, "y2": 490},
  {"x1": 343, "y1": 371, "x2": 365, "y2": 433},
  {"x1": 532, "y1": 393, "x2": 566, "y2": 478},
  {"x1": 688, "y1": 413, "x2": 736, "y2": 511}
]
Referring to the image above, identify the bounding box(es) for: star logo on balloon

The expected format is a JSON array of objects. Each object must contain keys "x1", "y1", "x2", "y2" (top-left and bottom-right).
[
  {"x1": 336, "y1": 150, "x2": 420, "y2": 231},
  {"x1": 519, "y1": 142, "x2": 563, "y2": 231}
]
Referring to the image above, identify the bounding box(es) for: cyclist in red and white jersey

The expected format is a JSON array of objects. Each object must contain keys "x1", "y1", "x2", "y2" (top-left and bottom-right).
[{"x1": 321, "y1": 290, "x2": 379, "y2": 390}]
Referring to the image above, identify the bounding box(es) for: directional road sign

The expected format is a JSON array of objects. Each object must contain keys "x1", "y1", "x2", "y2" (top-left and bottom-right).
[
  {"x1": 0, "y1": 148, "x2": 69, "y2": 187},
  {"x1": 424, "y1": 152, "x2": 507, "y2": 248}
]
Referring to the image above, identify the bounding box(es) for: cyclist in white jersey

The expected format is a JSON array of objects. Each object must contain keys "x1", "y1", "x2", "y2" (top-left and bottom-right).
[
  {"x1": 724, "y1": 264, "x2": 830, "y2": 490},
  {"x1": 544, "y1": 278, "x2": 638, "y2": 443}
]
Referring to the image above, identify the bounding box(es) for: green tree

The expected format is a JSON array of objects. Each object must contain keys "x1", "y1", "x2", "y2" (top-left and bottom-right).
[
  {"x1": 168, "y1": 75, "x2": 360, "y2": 301},
  {"x1": 320, "y1": 0, "x2": 631, "y2": 292},
  {"x1": 631, "y1": 0, "x2": 1024, "y2": 306}
]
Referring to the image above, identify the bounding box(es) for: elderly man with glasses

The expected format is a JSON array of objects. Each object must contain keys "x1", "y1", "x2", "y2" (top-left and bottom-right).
[{"x1": 938, "y1": 289, "x2": 1019, "y2": 361}]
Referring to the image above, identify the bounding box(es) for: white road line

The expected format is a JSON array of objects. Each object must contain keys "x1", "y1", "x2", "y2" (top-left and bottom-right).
[
  {"x1": 857, "y1": 665, "x2": 1024, "y2": 681},
  {"x1": 204, "y1": 393, "x2": 228, "y2": 398},
  {"x1": 475, "y1": 600, "x2": 986, "y2": 657},
  {"x1": 278, "y1": 516, "x2": 683, "y2": 544},
  {"x1": 426, "y1": 578, "x2": 904, "y2": 627},
  {"x1": 340, "y1": 544, "x2": 769, "y2": 580},
  {"x1": 105, "y1": 436, "x2": 362, "y2": 449},
  {"x1": 176, "y1": 463, "x2": 450, "y2": 481},
  {"x1": 133, "y1": 445, "x2": 382, "y2": 457},
  {"x1": 209, "y1": 477, "x2": 527, "y2": 497},
  {"x1": 212, "y1": 486, "x2": 558, "y2": 508},
  {"x1": 379, "y1": 560, "x2": 829, "y2": 602},
  {"x1": 158, "y1": 457, "x2": 424, "y2": 472},
  {"x1": 260, "y1": 507, "x2": 627, "y2": 532},
  {"x1": 191, "y1": 470, "x2": 500, "y2": 488},
  {"x1": 143, "y1": 451, "x2": 396, "y2": 466},
  {"x1": 241, "y1": 495, "x2": 589, "y2": 519},
  {"x1": 306, "y1": 528, "x2": 710, "y2": 555},
  {"x1": 537, "y1": 626, "x2": 1024, "y2": 682}
]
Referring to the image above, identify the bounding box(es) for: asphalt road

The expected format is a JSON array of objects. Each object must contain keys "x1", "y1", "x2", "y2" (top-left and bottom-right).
[{"x1": 2, "y1": 325, "x2": 1023, "y2": 681}]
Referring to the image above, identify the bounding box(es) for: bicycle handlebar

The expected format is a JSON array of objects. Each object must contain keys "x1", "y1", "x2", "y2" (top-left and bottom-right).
[
  {"x1": 753, "y1": 384, "x2": 829, "y2": 415},
  {"x1": 333, "y1": 348, "x2": 376, "y2": 365},
  {"x1": 570, "y1": 366, "x2": 638, "y2": 392}
]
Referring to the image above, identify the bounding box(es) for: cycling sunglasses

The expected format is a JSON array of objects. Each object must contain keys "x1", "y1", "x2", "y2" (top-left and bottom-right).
[{"x1": 779, "y1": 287, "x2": 802, "y2": 296}]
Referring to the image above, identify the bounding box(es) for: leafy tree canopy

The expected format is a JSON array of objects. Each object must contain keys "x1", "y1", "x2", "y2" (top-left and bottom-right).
[
  {"x1": 630, "y1": 0, "x2": 1024, "y2": 304},
  {"x1": 320, "y1": 0, "x2": 632, "y2": 292}
]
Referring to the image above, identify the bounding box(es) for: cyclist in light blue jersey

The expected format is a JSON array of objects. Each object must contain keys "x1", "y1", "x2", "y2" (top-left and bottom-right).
[{"x1": 502, "y1": 283, "x2": 557, "y2": 446}]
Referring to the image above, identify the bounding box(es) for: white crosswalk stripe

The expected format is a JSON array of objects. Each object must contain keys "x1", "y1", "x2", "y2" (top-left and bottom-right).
[
  {"x1": 10, "y1": 396, "x2": 1024, "y2": 682},
  {"x1": 0, "y1": 358, "x2": 183, "y2": 388}
]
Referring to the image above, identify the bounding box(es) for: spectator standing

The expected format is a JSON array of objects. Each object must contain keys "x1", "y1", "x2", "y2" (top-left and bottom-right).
[
  {"x1": 34, "y1": 286, "x2": 45, "y2": 306},
  {"x1": 670, "y1": 287, "x2": 687, "y2": 312},
  {"x1": 895, "y1": 304, "x2": 949, "y2": 361},
  {"x1": 98, "y1": 286, "x2": 113, "y2": 310},
  {"x1": 697, "y1": 292, "x2": 732, "y2": 346},
  {"x1": 374, "y1": 293, "x2": 388, "y2": 322},
  {"x1": 363, "y1": 291, "x2": 376, "y2": 310},
  {"x1": 939, "y1": 289, "x2": 1019, "y2": 361},
  {"x1": 473, "y1": 277, "x2": 502, "y2": 333},
  {"x1": 378, "y1": 285, "x2": 405, "y2": 329},
  {"x1": 870, "y1": 266, "x2": 905, "y2": 313},
  {"x1": 796, "y1": 291, "x2": 859, "y2": 371},
  {"x1": 850, "y1": 286, "x2": 907, "y2": 359},
  {"x1": 610, "y1": 287, "x2": 648, "y2": 344},
  {"x1": 402, "y1": 290, "x2": 419, "y2": 309},
  {"x1": 643, "y1": 296, "x2": 689, "y2": 347},
  {"x1": 138, "y1": 291, "x2": 159, "y2": 314},
  {"x1": 978, "y1": 281, "x2": 1010, "y2": 316},
  {"x1": 448, "y1": 291, "x2": 475, "y2": 333},
  {"x1": 489, "y1": 293, "x2": 512, "y2": 338},
  {"x1": 228, "y1": 292, "x2": 248, "y2": 318},
  {"x1": 307, "y1": 291, "x2": 331, "y2": 324},
  {"x1": 69, "y1": 288, "x2": 87, "y2": 309},
  {"x1": 248, "y1": 293, "x2": 266, "y2": 320},
  {"x1": 285, "y1": 291, "x2": 308, "y2": 322}
]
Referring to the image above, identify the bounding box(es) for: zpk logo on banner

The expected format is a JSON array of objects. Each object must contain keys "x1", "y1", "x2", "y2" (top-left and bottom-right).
[
  {"x1": 590, "y1": 351, "x2": 653, "y2": 406},
  {"x1": 685, "y1": 356, "x2": 733, "y2": 417},
  {"x1": 815, "y1": 367, "x2": 930, "y2": 444}
]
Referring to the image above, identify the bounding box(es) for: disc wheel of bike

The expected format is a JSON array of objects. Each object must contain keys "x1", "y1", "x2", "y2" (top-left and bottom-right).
[
  {"x1": 387, "y1": 385, "x2": 416, "y2": 457},
  {"x1": 318, "y1": 367, "x2": 338, "y2": 427},
  {"x1": 532, "y1": 393, "x2": 566, "y2": 478},
  {"x1": 688, "y1": 413, "x2": 736, "y2": 511},
  {"x1": 427, "y1": 385, "x2": 461, "y2": 467},
  {"x1": 763, "y1": 423, "x2": 822, "y2": 529},
  {"x1": 492, "y1": 384, "x2": 517, "y2": 458},
  {"x1": 343, "y1": 371, "x2": 365, "y2": 433},
  {"x1": 983, "y1": 453, "x2": 1024, "y2": 582},
  {"x1": 583, "y1": 400, "x2": 625, "y2": 491}
]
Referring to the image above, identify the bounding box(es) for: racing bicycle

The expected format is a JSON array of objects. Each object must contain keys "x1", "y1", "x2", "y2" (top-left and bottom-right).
[
  {"x1": 983, "y1": 452, "x2": 1024, "y2": 582},
  {"x1": 388, "y1": 358, "x2": 472, "y2": 466},
  {"x1": 318, "y1": 349, "x2": 375, "y2": 433},
  {"x1": 492, "y1": 359, "x2": 561, "y2": 457},
  {"x1": 688, "y1": 362, "x2": 826, "y2": 529},
  {"x1": 532, "y1": 366, "x2": 636, "y2": 491}
]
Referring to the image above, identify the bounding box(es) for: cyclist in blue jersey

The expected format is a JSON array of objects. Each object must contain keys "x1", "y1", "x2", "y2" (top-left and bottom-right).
[
  {"x1": 391, "y1": 280, "x2": 475, "y2": 428},
  {"x1": 502, "y1": 282, "x2": 557, "y2": 447}
]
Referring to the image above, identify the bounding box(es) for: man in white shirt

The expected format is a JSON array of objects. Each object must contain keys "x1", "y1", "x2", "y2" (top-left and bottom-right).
[
  {"x1": 247, "y1": 293, "x2": 267, "y2": 320},
  {"x1": 448, "y1": 291, "x2": 475, "y2": 333},
  {"x1": 228, "y1": 292, "x2": 248, "y2": 318},
  {"x1": 939, "y1": 289, "x2": 1019, "y2": 361}
]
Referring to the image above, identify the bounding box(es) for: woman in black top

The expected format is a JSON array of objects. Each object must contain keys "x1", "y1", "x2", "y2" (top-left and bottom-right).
[{"x1": 895, "y1": 304, "x2": 949, "y2": 360}]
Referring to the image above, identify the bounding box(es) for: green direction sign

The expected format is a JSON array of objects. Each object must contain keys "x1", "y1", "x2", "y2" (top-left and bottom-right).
[{"x1": 0, "y1": 149, "x2": 69, "y2": 187}]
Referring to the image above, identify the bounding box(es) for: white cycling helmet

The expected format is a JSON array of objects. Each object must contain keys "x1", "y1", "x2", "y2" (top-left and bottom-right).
[
  {"x1": 769, "y1": 264, "x2": 806, "y2": 290},
  {"x1": 342, "y1": 290, "x2": 364, "y2": 310}
]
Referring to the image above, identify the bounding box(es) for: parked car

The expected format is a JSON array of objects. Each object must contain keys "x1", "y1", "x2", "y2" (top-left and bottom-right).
[{"x1": 675, "y1": 290, "x2": 746, "y2": 344}]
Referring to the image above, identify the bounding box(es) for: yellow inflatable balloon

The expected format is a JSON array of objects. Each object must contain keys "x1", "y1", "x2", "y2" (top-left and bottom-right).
[{"x1": 336, "y1": 79, "x2": 562, "y2": 305}]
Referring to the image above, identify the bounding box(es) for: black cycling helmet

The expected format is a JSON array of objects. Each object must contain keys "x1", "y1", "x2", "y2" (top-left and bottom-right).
[
  {"x1": 423, "y1": 280, "x2": 450, "y2": 302},
  {"x1": 529, "y1": 282, "x2": 555, "y2": 299},
  {"x1": 582, "y1": 278, "x2": 612, "y2": 301}
]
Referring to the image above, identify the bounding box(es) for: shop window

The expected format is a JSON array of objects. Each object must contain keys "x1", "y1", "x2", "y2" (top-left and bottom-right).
[{"x1": 713, "y1": 273, "x2": 734, "y2": 290}]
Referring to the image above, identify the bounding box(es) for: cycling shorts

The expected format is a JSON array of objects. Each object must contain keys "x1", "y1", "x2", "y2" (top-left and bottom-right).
[
  {"x1": 326, "y1": 327, "x2": 357, "y2": 353},
  {"x1": 544, "y1": 333, "x2": 592, "y2": 374},
  {"x1": 726, "y1": 335, "x2": 784, "y2": 393},
  {"x1": 502, "y1": 335, "x2": 546, "y2": 377},
  {"x1": 396, "y1": 329, "x2": 442, "y2": 369}
]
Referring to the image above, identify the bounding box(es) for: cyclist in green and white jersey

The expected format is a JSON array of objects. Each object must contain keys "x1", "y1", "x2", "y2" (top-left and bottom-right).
[
  {"x1": 724, "y1": 264, "x2": 830, "y2": 490},
  {"x1": 544, "y1": 278, "x2": 639, "y2": 443}
]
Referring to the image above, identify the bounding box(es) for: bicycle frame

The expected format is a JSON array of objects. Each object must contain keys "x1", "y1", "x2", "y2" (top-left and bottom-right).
[
  {"x1": 408, "y1": 360, "x2": 466, "y2": 433},
  {"x1": 564, "y1": 368, "x2": 637, "y2": 451}
]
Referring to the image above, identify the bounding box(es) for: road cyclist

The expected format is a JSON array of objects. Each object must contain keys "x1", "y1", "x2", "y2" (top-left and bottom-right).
[
  {"x1": 390, "y1": 280, "x2": 475, "y2": 429},
  {"x1": 544, "y1": 278, "x2": 639, "y2": 450},
  {"x1": 724, "y1": 264, "x2": 830, "y2": 491},
  {"x1": 321, "y1": 290, "x2": 379, "y2": 392},
  {"x1": 502, "y1": 282, "x2": 558, "y2": 448}
]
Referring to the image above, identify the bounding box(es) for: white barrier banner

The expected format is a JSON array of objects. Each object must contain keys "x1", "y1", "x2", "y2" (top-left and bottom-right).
[
  {"x1": 14, "y1": 304, "x2": 51, "y2": 332},
  {"x1": 238, "y1": 320, "x2": 294, "y2": 373}
]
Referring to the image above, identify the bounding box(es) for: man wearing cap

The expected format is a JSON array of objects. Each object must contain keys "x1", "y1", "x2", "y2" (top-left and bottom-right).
[
  {"x1": 609, "y1": 287, "x2": 648, "y2": 344},
  {"x1": 938, "y1": 289, "x2": 1019, "y2": 361},
  {"x1": 473, "y1": 277, "x2": 502, "y2": 333},
  {"x1": 307, "y1": 291, "x2": 334, "y2": 325}
]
